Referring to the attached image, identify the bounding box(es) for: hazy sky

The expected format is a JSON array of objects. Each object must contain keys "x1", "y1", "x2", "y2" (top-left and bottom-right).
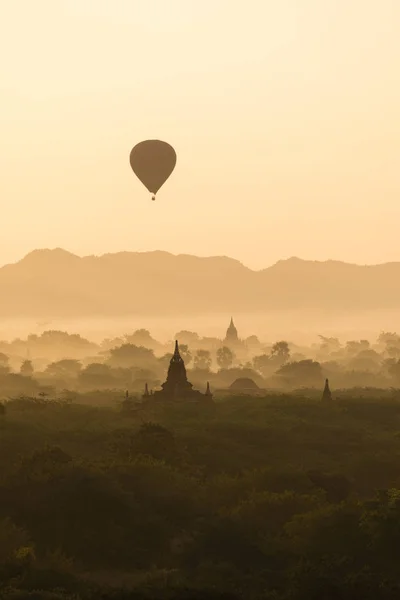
[{"x1": 1, "y1": 0, "x2": 399, "y2": 270}]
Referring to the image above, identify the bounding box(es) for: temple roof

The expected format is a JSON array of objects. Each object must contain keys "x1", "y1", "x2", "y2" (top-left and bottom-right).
[
  {"x1": 225, "y1": 317, "x2": 239, "y2": 340},
  {"x1": 143, "y1": 341, "x2": 213, "y2": 402},
  {"x1": 230, "y1": 377, "x2": 259, "y2": 390},
  {"x1": 162, "y1": 340, "x2": 192, "y2": 393}
]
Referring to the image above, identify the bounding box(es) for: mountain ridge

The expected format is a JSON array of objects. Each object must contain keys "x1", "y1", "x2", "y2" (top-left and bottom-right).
[
  {"x1": 6, "y1": 248, "x2": 398, "y2": 273},
  {"x1": 0, "y1": 248, "x2": 400, "y2": 317}
]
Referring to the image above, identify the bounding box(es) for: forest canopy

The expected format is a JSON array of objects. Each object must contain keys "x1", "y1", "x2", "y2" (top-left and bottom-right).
[{"x1": 1, "y1": 392, "x2": 400, "y2": 599}]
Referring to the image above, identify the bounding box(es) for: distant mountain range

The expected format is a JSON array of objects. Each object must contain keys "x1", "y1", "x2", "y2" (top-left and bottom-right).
[{"x1": 0, "y1": 248, "x2": 399, "y2": 317}]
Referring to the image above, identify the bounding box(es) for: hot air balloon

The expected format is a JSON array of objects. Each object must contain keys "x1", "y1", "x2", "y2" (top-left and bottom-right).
[{"x1": 129, "y1": 139, "x2": 177, "y2": 201}]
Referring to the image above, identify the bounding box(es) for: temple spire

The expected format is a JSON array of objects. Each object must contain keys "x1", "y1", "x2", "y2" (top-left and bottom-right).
[
  {"x1": 173, "y1": 340, "x2": 180, "y2": 358},
  {"x1": 322, "y1": 378, "x2": 332, "y2": 401},
  {"x1": 144, "y1": 382, "x2": 150, "y2": 397},
  {"x1": 205, "y1": 381, "x2": 212, "y2": 396},
  {"x1": 225, "y1": 316, "x2": 239, "y2": 343}
]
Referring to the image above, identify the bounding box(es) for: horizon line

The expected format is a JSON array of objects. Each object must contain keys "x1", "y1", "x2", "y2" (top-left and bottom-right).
[{"x1": 1, "y1": 247, "x2": 399, "y2": 272}]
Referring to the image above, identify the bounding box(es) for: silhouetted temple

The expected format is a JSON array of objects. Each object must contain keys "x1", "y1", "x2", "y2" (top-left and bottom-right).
[
  {"x1": 143, "y1": 341, "x2": 212, "y2": 402},
  {"x1": 322, "y1": 378, "x2": 332, "y2": 401},
  {"x1": 224, "y1": 317, "x2": 239, "y2": 343},
  {"x1": 143, "y1": 383, "x2": 153, "y2": 398}
]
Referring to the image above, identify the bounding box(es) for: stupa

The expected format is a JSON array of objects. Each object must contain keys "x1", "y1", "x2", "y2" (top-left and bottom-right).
[{"x1": 143, "y1": 341, "x2": 212, "y2": 402}]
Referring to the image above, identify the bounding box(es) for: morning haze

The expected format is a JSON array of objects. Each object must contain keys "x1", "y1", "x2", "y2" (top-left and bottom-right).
[
  {"x1": 2, "y1": 2, "x2": 400, "y2": 599},
  {"x1": 2, "y1": 248, "x2": 400, "y2": 344}
]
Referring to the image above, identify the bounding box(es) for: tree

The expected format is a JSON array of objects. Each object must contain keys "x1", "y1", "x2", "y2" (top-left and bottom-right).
[
  {"x1": 158, "y1": 353, "x2": 173, "y2": 369},
  {"x1": 20, "y1": 359, "x2": 34, "y2": 376},
  {"x1": 388, "y1": 360, "x2": 400, "y2": 383},
  {"x1": 253, "y1": 354, "x2": 272, "y2": 377},
  {"x1": 100, "y1": 336, "x2": 124, "y2": 351},
  {"x1": 121, "y1": 394, "x2": 137, "y2": 414},
  {"x1": 277, "y1": 359, "x2": 323, "y2": 387},
  {"x1": 307, "y1": 470, "x2": 352, "y2": 503},
  {"x1": 174, "y1": 330, "x2": 200, "y2": 346},
  {"x1": 110, "y1": 422, "x2": 181, "y2": 464},
  {"x1": 136, "y1": 422, "x2": 177, "y2": 461},
  {"x1": 216, "y1": 346, "x2": 235, "y2": 370},
  {"x1": 0, "y1": 352, "x2": 9, "y2": 364},
  {"x1": 245, "y1": 335, "x2": 261, "y2": 349},
  {"x1": 378, "y1": 331, "x2": 400, "y2": 346},
  {"x1": 179, "y1": 344, "x2": 192, "y2": 365},
  {"x1": 318, "y1": 335, "x2": 341, "y2": 354},
  {"x1": 193, "y1": 349, "x2": 212, "y2": 371},
  {"x1": 108, "y1": 344, "x2": 155, "y2": 369},
  {"x1": 39, "y1": 330, "x2": 90, "y2": 347},
  {"x1": 0, "y1": 352, "x2": 10, "y2": 375},
  {"x1": 0, "y1": 517, "x2": 31, "y2": 564},
  {"x1": 78, "y1": 363, "x2": 116, "y2": 388},
  {"x1": 361, "y1": 488, "x2": 400, "y2": 563},
  {"x1": 271, "y1": 341, "x2": 291, "y2": 363},
  {"x1": 387, "y1": 346, "x2": 400, "y2": 359},
  {"x1": 82, "y1": 363, "x2": 112, "y2": 377},
  {"x1": 29, "y1": 331, "x2": 96, "y2": 359},
  {"x1": 348, "y1": 349, "x2": 382, "y2": 373},
  {"x1": 346, "y1": 340, "x2": 370, "y2": 355},
  {"x1": 124, "y1": 329, "x2": 158, "y2": 349},
  {"x1": 45, "y1": 359, "x2": 82, "y2": 379},
  {"x1": 20, "y1": 445, "x2": 72, "y2": 482}
]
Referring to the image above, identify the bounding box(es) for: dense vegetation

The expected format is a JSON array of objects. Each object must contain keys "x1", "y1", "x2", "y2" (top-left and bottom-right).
[{"x1": 2, "y1": 393, "x2": 400, "y2": 599}]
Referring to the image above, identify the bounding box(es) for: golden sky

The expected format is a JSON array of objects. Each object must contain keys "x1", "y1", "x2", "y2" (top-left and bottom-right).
[{"x1": 1, "y1": 0, "x2": 399, "y2": 269}]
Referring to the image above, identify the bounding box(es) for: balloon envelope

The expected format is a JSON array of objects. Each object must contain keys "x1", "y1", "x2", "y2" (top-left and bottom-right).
[{"x1": 129, "y1": 140, "x2": 177, "y2": 196}]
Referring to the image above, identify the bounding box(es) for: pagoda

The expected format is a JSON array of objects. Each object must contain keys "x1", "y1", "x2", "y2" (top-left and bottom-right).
[
  {"x1": 322, "y1": 378, "x2": 332, "y2": 401},
  {"x1": 143, "y1": 341, "x2": 212, "y2": 402},
  {"x1": 222, "y1": 317, "x2": 247, "y2": 363},
  {"x1": 224, "y1": 317, "x2": 239, "y2": 344}
]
